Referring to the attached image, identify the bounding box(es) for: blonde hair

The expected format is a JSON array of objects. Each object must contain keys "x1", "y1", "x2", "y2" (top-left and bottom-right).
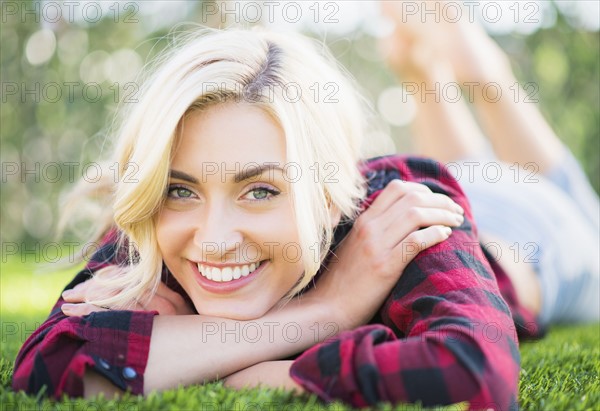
[{"x1": 71, "y1": 26, "x2": 392, "y2": 309}]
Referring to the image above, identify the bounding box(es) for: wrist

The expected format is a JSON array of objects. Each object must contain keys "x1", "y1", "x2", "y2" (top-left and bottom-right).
[
  {"x1": 301, "y1": 293, "x2": 358, "y2": 334},
  {"x1": 278, "y1": 294, "x2": 347, "y2": 340}
]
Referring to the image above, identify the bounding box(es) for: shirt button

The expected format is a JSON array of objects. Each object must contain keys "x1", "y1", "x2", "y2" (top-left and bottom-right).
[
  {"x1": 122, "y1": 367, "x2": 137, "y2": 380},
  {"x1": 97, "y1": 358, "x2": 110, "y2": 370}
]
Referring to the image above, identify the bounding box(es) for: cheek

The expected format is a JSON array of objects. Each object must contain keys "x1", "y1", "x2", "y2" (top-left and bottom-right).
[
  {"x1": 156, "y1": 210, "x2": 190, "y2": 260},
  {"x1": 265, "y1": 203, "x2": 300, "y2": 242}
]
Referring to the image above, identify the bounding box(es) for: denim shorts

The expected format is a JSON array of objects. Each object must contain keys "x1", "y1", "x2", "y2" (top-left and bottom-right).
[{"x1": 452, "y1": 149, "x2": 600, "y2": 326}]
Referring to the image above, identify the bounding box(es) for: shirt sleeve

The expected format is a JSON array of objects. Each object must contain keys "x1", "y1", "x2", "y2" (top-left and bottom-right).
[
  {"x1": 12, "y1": 229, "x2": 159, "y2": 398},
  {"x1": 481, "y1": 244, "x2": 546, "y2": 340},
  {"x1": 289, "y1": 155, "x2": 521, "y2": 411}
]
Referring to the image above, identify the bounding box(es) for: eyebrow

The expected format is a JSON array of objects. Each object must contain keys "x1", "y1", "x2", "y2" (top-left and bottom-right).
[{"x1": 169, "y1": 164, "x2": 285, "y2": 184}]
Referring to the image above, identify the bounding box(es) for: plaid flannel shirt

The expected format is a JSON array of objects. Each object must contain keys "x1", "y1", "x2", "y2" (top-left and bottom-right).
[{"x1": 12, "y1": 155, "x2": 544, "y2": 410}]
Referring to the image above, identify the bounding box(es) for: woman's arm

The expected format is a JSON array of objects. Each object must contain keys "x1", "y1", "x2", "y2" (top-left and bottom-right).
[
  {"x1": 16, "y1": 176, "x2": 463, "y2": 399},
  {"x1": 86, "y1": 189, "x2": 460, "y2": 395},
  {"x1": 222, "y1": 361, "x2": 303, "y2": 393},
  {"x1": 11, "y1": 232, "x2": 160, "y2": 398},
  {"x1": 61, "y1": 275, "x2": 330, "y2": 393},
  {"x1": 13, "y1": 256, "x2": 335, "y2": 398},
  {"x1": 211, "y1": 167, "x2": 471, "y2": 396},
  {"x1": 289, "y1": 156, "x2": 521, "y2": 410},
  {"x1": 137, "y1": 174, "x2": 464, "y2": 394},
  {"x1": 11, "y1": 276, "x2": 158, "y2": 398},
  {"x1": 141, "y1": 297, "x2": 333, "y2": 393}
]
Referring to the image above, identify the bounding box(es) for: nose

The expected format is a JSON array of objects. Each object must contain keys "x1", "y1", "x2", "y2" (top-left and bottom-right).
[{"x1": 193, "y1": 202, "x2": 243, "y2": 262}]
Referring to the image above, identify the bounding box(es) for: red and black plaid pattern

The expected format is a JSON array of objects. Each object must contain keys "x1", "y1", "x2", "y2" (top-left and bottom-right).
[
  {"x1": 289, "y1": 155, "x2": 542, "y2": 410},
  {"x1": 12, "y1": 230, "x2": 159, "y2": 397},
  {"x1": 12, "y1": 155, "x2": 542, "y2": 410}
]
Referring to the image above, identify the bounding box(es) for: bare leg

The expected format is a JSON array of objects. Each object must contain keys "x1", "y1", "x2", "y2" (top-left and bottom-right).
[
  {"x1": 379, "y1": 46, "x2": 543, "y2": 316},
  {"x1": 442, "y1": 19, "x2": 565, "y2": 174},
  {"x1": 379, "y1": 2, "x2": 542, "y2": 317},
  {"x1": 379, "y1": 11, "x2": 488, "y2": 163},
  {"x1": 380, "y1": 0, "x2": 565, "y2": 173}
]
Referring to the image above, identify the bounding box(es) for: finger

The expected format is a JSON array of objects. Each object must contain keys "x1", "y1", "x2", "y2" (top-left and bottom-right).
[
  {"x1": 156, "y1": 283, "x2": 187, "y2": 305},
  {"x1": 393, "y1": 225, "x2": 453, "y2": 264},
  {"x1": 154, "y1": 282, "x2": 175, "y2": 298},
  {"x1": 432, "y1": 194, "x2": 464, "y2": 214},
  {"x1": 378, "y1": 208, "x2": 464, "y2": 249},
  {"x1": 61, "y1": 303, "x2": 108, "y2": 317},
  {"x1": 141, "y1": 284, "x2": 179, "y2": 312},
  {"x1": 152, "y1": 283, "x2": 189, "y2": 314},
  {"x1": 382, "y1": 206, "x2": 464, "y2": 239},
  {"x1": 366, "y1": 180, "x2": 432, "y2": 216},
  {"x1": 61, "y1": 281, "x2": 90, "y2": 302},
  {"x1": 372, "y1": 199, "x2": 462, "y2": 249},
  {"x1": 397, "y1": 191, "x2": 464, "y2": 214}
]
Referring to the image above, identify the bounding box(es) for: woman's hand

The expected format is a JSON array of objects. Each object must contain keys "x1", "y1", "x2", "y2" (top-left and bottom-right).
[
  {"x1": 223, "y1": 361, "x2": 305, "y2": 394},
  {"x1": 305, "y1": 180, "x2": 464, "y2": 331},
  {"x1": 61, "y1": 276, "x2": 196, "y2": 316}
]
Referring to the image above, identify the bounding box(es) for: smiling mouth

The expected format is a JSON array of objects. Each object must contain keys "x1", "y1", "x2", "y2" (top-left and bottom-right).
[{"x1": 197, "y1": 260, "x2": 268, "y2": 282}]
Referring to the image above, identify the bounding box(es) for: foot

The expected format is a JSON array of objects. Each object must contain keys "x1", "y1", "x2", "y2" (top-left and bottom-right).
[{"x1": 379, "y1": 0, "x2": 512, "y2": 83}]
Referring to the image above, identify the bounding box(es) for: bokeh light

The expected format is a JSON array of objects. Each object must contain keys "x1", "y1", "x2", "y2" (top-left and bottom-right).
[
  {"x1": 1, "y1": 0, "x2": 598, "y2": 256},
  {"x1": 378, "y1": 87, "x2": 417, "y2": 127},
  {"x1": 25, "y1": 28, "x2": 56, "y2": 65}
]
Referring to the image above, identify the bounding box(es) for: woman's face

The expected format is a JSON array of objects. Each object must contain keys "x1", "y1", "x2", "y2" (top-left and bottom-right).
[{"x1": 156, "y1": 102, "x2": 305, "y2": 320}]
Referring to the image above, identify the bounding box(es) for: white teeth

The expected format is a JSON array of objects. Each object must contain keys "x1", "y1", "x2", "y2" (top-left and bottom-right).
[
  {"x1": 197, "y1": 261, "x2": 263, "y2": 282},
  {"x1": 211, "y1": 267, "x2": 222, "y2": 282},
  {"x1": 222, "y1": 267, "x2": 233, "y2": 282}
]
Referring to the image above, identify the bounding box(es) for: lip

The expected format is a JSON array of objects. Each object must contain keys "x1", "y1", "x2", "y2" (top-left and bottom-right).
[{"x1": 190, "y1": 260, "x2": 268, "y2": 294}]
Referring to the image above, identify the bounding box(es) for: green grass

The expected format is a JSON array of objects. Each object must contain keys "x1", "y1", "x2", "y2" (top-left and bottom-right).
[{"x1": 1, "y1": 259, "x2": 599, "y2": 410}]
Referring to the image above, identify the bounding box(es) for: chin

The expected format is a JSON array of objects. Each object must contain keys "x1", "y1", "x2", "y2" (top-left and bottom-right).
[{"x1": 197, "y1": 305, "x2": 269, "y2": 321}]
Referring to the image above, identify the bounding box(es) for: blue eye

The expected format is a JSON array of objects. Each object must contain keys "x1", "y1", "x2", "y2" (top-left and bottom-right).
[
  {"x1": 244, "y1": 186, "x2": 280, "y2": 201},
  {"x1": 167, "y1": 185, "x2": 195, "y2": 199}
]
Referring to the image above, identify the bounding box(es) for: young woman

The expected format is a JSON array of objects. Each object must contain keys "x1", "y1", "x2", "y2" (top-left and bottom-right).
[{"x1": 12, "y1": 5, "x2": 598, "y2": 411}]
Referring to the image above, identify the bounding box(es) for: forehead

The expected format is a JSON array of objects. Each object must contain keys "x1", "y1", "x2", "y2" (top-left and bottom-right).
[{"x1": 173, "y1": 102, "x2": 287, "y2": 170}]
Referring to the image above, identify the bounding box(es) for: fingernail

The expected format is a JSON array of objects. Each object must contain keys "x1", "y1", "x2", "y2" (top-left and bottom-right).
[
  {"x1": 62, "y1": 290, "x2": 73, "y2": 298},
  {"x1": 455, "y1": 204, "x2": 464, "y2": 214},
  {"x1": 444, "y1": 226, "x2": 452, "y2": 236},
  {"x1": 61, "y1": 303, "x2": 74, "y2": 311}
]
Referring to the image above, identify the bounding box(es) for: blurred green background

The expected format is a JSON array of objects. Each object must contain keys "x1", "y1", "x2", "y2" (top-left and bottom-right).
[{"x1": 1, "y1": 0, "x2": 599, "y2": 251}]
